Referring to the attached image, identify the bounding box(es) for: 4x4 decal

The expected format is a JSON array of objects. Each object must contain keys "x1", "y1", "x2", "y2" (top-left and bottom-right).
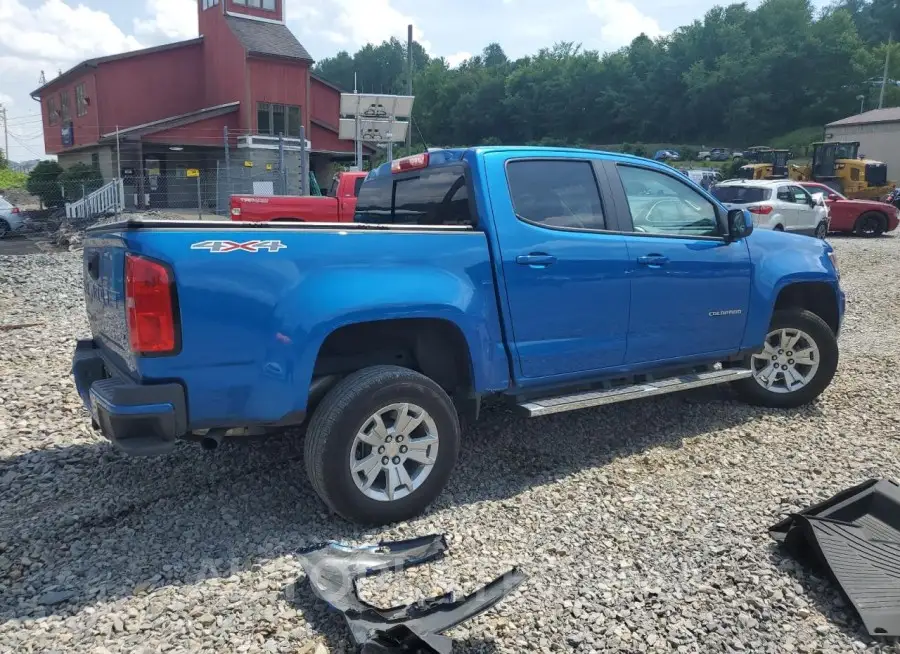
[{"x1": 190, "y1": 240, "x2": 286, "y2": 253}]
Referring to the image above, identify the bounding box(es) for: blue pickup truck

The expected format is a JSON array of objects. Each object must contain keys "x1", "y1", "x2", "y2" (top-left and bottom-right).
[{"x1": 74, "y1": 147, "x2": 844, "y2": 524}]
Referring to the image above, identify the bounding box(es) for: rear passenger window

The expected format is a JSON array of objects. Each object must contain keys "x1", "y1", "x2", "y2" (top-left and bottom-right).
[
  {"x1": 355, "y1": 164, "x2": 473, "y2": 225},
  {"x1": 353, "y1": 177, "x2": 365, "y2": 197},
  {"x1": 506, "y1": 160, "x2": 606, "y2": 230}
]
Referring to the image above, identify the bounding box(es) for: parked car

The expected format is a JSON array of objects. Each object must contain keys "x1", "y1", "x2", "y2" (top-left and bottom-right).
[
  {"x1": 698, "y1": 148, "x2": 730, "y2": 162},
  {"x1": 74, "y1": 147, "x2": 843, "y2": 524},
  {"x1": 653, "y1": 149, "x2": 681, "y2": 162},
  {"x1": 229, "y1": 171, "x2": 367, "y2": 223},
  {"x1": 0, "y1": 195, "x2": 25, "y2": 239},
  {"x1": 800, "y1": 182, "x2": 899, "y2": 237},
  {"x1": 712, "y1": 180, "x2": 829, "y2": 238}
]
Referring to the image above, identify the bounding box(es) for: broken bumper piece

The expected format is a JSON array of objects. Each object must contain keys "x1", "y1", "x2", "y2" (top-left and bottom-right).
[
  {"x1": 770, "y1": 478, "x2": 900, "y2": 637},
  {"x1": 297, "y1": 534, "x2": 526, "y2": 653}
]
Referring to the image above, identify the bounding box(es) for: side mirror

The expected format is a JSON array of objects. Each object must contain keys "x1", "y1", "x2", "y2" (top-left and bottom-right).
[
  {"x1": 727, "y1": 208, "x2": 753, "y2": 241},
  {"x1": 827, "y1": 193, "x2": 839, "y2": 201}
]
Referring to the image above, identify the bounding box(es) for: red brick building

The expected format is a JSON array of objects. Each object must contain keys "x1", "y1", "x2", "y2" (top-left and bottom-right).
[{"x1": 31, "y1": 0, "x2": 361, "y2": 208}]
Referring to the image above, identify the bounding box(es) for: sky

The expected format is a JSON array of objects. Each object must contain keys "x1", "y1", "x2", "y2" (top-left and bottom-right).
[{"x1": 0, "y1": 0, "x2": 830, "y2": 162}]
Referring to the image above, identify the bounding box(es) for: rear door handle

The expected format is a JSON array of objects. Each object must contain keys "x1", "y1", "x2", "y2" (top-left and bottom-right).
[
  {"x1": 637, "y1": 254, "x2": 669, "y2": 267},
  {"x1": 516, "y1": 253, "x2": 557, "y2": 267}
]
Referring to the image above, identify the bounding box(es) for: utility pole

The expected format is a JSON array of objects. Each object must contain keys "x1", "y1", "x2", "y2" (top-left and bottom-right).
[
  {"x1": 354, "y1": 71, "x2": 362, "y2": 170},
  {"x1": 406, "y1": 24, "x2": 413, "y2": 155},
  {"x1": 879, "y1": 31, "x2": 892, "y2": 110},
  {"x1": 0, "y1": 105, "x2": 8, "y2": 165}
]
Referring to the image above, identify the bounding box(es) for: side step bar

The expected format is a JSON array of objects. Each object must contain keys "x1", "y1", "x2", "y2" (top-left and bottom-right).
[{"x1": 517, "y1": 368, "x2": 753, "y2": 417}]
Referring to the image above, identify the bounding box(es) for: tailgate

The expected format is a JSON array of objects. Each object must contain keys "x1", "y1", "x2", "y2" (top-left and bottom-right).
[{"x1": 83, "y1": 233, "x2": 134, "y2": 375}]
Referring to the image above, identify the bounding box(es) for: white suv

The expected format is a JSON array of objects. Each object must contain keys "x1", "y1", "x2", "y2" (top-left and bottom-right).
[{"x1": 712, "y1": 180, "x2": 829, "y2": 238}]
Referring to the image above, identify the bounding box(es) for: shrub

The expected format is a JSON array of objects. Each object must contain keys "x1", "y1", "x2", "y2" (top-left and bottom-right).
[{"x1": 26, "y1": 160, "x2": 65, "y2": 208}]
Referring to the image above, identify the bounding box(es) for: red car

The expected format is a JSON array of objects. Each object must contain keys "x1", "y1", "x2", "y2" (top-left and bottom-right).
[
  {"x1": 800, "y1": 182, "x2": 899, "y2": 236},
  {"x1": 230, "y1": 171, "x2": 367, "y2": 223}
]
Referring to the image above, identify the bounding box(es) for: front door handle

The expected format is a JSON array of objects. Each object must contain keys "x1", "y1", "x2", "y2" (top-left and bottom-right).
[
  {"x1": 516, "y1": 253, "x2": 557, "y2": 267},
  {"x1": 637, "y1": 254, "x2": 669, "y2": 267}
]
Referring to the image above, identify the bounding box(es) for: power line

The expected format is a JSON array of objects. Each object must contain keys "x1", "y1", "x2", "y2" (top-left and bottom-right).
[{"x1": 7, "y1": 131, "x2": 44, "y2": 158}]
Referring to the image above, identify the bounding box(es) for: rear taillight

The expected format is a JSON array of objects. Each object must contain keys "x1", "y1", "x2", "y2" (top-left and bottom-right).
[
  {"x1": 11, "y1": 207, "x2": 19, "y2": 214},
  {"x1": 748, "y1": 205, "x2": 773, "y2": 215},
  {"x1": 125, "y1": 254, "x2": 178, "y2": 355}
]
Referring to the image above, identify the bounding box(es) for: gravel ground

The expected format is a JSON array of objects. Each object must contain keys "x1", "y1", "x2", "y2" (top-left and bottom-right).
[{"x1": 2, "y1": 235, "x2": 900, "y2": 653}]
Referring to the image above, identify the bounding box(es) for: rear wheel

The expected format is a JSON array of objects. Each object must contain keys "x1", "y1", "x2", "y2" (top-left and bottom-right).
[
  {"x1": 854, "y1": 212, "x2": 886, "y2": 237},
  {"x1": 0, "y1": 220, "x2": 9, "y2": 240},
  {"x1": 304, "y1": 365, "x2": 460, "y2": 525},
  {"x1": 734, "y1": 309, "x2": 838, "y2": 409},
  {"x1": 773, "y1": 224, "x2": 784, "y2": 232}
]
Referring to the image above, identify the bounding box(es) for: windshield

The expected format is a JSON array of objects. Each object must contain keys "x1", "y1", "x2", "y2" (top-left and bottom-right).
[{"x1": 712, "y1": 186, "x2": 769, "y2": 204}]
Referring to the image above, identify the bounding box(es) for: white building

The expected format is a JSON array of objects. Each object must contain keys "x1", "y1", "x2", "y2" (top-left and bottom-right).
[{"x1": 825, "y1": 107, "x2": 900, "y2": 177}]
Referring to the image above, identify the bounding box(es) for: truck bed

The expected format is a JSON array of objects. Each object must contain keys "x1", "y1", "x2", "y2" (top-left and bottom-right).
[{"x1": 80, "y1": 219, "x2": 504, "y2": 434}]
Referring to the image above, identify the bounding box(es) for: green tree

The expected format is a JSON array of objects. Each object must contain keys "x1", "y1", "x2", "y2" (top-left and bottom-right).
[
  {"x1": 26, "y1": 160, "x2": 64, "y2": 208},
  {"x1": 315, "y1": 0, "x2": 894, "y2": 151},
  {"x1": 59, "y1": 163, "x2": 103, "y2": 201},
  {"x1": 0, "y1": 147, "x2": 7, "y2": 170}
]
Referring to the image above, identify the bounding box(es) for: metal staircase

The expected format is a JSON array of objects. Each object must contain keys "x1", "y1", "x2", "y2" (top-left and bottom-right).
[{"x1": 65, "y1": 179, "x2": 124, "y2": 221}]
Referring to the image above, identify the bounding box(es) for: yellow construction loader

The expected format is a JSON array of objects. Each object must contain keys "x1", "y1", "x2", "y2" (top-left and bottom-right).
[
  {"x1": 738, "y1": 147, "x2": 790, "y2": 180},
  {"x1": 789, "y1": 141, "x2": 894, "y2": 200}
]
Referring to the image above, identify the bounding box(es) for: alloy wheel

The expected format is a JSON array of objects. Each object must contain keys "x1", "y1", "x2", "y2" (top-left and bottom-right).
[
  {"x1": 349, "y1": 402, "x2": 439, "y2": 502},
  {"x1": 751, "y1": 328, "x2": 820, "y2": 394}
]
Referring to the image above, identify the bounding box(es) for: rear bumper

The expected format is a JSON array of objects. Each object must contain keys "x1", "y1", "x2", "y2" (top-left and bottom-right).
[{"x1": 72, "y1": 340, "x2": 187, "y2": 456}]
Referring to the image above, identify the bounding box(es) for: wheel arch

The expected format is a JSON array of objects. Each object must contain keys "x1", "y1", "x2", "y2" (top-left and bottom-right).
[
  {"x1": 306, "y1": 316, "x2": 485, "y2": 420},
  {"x1": 773, "y1": 282, "x2": 840, "y2": 334}
]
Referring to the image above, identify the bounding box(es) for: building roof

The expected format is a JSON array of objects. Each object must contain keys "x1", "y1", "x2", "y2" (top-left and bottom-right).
[
  {"x1": 226, "y1": 15, "x2": 312, "y2": 62},
  {"x1": 311, "y1": 73, "x2": 345, "y2": 92},
  {"x1": 827, "y1": 107, "x2": 900, "y2": 128},
  {"x1": 100, "y1": 102, "x2": 240, "y2": 140},
  {"x1": 30, "y1": 38, "x2": 204, "y2": 97}
]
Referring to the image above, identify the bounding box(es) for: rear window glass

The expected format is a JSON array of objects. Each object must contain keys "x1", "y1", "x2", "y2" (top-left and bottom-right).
[
  {"x1": 712, "y1": 186, "x2": 769, "y2": 204},
  {"x1": 355, "y1": 164, "x2": 474, "y2": 226}
]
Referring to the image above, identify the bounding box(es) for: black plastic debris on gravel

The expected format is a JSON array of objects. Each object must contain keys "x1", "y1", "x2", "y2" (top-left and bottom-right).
[
  {"x1": 770, "y1": 478, "x2": 900, "y2": 637},
  {"x1": 296, "y1": 534, "x2": 526, "y2": 653}
]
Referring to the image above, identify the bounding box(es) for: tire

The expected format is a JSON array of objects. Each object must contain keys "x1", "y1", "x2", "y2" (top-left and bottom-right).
[
  {"x1": 734, "y1": 309, "x2": 838, "y2": 409},
  {"x1": 814, "y1": 221, "x2": 828, "y2": 239},
  {"x1": 773, "y1": 224, "x2": 784, "y2": 232},
  {"x1": 304, "y1": 365, "x2": 460, "y2": 525},
  {"x1": 0, "y1": 219, "x2": 9, "y2": 240},
  {"x1": 854, "y1": 212, "x2": 886, "y2": 237},
  {"x1": 703, "y1": 156, "x2": 711, "y2": 162}
]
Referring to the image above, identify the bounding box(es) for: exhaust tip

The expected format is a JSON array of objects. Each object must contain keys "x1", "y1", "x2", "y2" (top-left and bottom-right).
[{"x1": 200, "y1": 429, "x2": 226, "y2": 451}]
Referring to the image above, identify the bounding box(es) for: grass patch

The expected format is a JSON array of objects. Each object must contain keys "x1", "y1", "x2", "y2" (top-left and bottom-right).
[{"x1": 0, "y1": 168, "x2": 28, "y2": 191}]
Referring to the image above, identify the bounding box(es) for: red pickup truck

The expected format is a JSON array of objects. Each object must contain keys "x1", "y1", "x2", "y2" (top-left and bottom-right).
[
  {"x1": 801, "y1": 182, "x2": 899, "y2": 237},
  {"x1": 230, "y1": 171, "x2": 367, "y2": 223}
]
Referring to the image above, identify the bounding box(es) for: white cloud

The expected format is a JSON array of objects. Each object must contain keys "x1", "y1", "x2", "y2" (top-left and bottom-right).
[
  {"x1": 324, "y1": 0, "x2": 432, "y2": 52},
  {"x1": 585, "y1": 0, "x2": 666, "y2": 48},
  {"x1": 0, "y1": 0, "x2": 142, "y2": 66},
  {"x1": 446, "y1": 51, "x2": 472, "y2": 67},
  {"x1": 134, "y1": 0, "x2": 197, "y2": 40}
]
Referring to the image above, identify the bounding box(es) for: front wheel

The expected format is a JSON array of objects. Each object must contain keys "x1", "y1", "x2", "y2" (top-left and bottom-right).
[
  {"x1": 734, "y1": 309, "x2": 838, "y2": 409},
  {"x1": 304, "y1": 365, "x2": 460, "y2": 525},
  {"x1": 0, "y1": 220, "x2": 9, "y2": 240},
  {"x1": 814, "y1": 221, "x2": 828, "y2": 239},
  {"x1": 854, "y1": 212, "x2": 886, "y2": 237}
]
